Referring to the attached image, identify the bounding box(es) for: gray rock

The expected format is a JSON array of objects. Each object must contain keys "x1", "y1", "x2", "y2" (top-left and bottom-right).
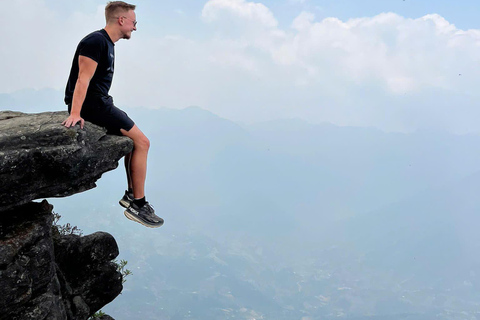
[
  {"x1": 0, "y1": 111, "x2": 133, "y2": 211},
  {"x1": 54, "y1": 231, "x2": 123, "y2": 312},
  {"x1": 0, "y1": 201, "x2": 66, "y2": 320},
  {"x1": 0, "y1": 200, "x2": 121, "y2": 320}
]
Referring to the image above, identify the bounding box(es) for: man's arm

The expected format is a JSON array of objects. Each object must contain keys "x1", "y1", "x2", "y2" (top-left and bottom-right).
[{"x1": 62, "y1": 55, "x2": 98, "y2": 129}]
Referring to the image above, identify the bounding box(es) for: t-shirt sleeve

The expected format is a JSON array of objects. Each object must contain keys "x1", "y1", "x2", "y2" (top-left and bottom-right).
[{"x1": 78, "y1": 34, "x2": 104, "y2": 63}]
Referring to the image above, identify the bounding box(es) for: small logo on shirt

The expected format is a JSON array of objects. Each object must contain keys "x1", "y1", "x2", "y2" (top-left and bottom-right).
[{"x1": 108, "y1": 53, "x2": 115, "y2": 72}]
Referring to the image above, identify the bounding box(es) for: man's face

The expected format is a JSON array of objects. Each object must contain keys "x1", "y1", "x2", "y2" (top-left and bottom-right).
[{"x1": 121, "y1": 10, "x2": 137, "y2": 40}]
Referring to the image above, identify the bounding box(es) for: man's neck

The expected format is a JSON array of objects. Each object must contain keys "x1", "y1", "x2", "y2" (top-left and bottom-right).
[{"x1": 104, "y1": 25, "x2": 121, "y2": 43}]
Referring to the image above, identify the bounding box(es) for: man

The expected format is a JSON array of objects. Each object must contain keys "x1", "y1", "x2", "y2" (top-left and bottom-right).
[{"x1": 63, "y1": 1, "x2": 163, "y2": 228}]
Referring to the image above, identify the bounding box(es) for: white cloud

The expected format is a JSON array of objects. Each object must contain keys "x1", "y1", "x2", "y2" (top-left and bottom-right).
[
  {"x1": 273, "y1": 12, "x2": 480, "y2": 96},
  {"x1": 291, "y1": 11, "x2": 315, "y2": 31},
  {"x1": 202, "y1": 0, "x2": 278, "y2": 28}
]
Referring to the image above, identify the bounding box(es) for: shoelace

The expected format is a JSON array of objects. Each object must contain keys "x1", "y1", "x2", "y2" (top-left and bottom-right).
[
  {"x1": 144, "y1": 202, "x2": 155, "y2": 214},
  {"x1": 143, "y1": 203, "x2": 162, "y2": 222}
]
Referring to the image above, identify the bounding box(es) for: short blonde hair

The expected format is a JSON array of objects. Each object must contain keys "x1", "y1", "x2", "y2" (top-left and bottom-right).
[{"x1": 105, "y1": 1, "x2": 136, "y2": 23}]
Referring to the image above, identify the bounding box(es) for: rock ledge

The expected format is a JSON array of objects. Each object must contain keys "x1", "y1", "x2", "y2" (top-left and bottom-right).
[{"x1": 0, "y1": 111, "x2": 133, "y2": 211}]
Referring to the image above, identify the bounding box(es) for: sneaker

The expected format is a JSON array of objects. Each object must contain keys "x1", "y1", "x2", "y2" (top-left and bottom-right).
[
  {"x1": 124, "y1": 202, "x2": 164, "y2": 228},
  {"x1": 119, "y1": 190, "x2": 134, "y2": 208}
]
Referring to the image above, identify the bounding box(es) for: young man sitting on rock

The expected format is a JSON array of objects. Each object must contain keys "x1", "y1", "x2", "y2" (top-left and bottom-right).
[{"x1": 62, "y1": 1, "x2": 163, "y2": 228}]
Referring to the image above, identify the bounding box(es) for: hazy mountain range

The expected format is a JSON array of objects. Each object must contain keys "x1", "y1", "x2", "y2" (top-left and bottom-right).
[{"x1": 3, "y1": 89, "x2": 480, "y2": 319}]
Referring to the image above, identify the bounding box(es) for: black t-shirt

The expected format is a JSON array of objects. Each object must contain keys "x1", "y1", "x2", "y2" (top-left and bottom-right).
[{"x1": 64, "y1": 29, "x2": 115, "y2": 105}]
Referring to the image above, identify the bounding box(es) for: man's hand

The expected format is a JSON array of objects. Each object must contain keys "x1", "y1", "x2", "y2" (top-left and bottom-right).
[{"x1": 62, "y1": 114, "x2": 85, "y2": 129}]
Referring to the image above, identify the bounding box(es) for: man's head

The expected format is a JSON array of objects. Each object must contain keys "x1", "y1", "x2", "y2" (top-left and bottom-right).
[{"x1": 105, "y1": 1, "x2": 137, "y2": 40}]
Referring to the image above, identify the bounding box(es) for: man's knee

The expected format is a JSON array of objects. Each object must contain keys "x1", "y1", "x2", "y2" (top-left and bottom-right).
[
  {"x1": 132, "y1": 133, "x2": 149, "y2": 151},
  {"x1": 121, "y1": 125, "x2": 150, "y2": 151},
  {"x1": 139, "y1": 135, "x2": 150, "y2": 150}
]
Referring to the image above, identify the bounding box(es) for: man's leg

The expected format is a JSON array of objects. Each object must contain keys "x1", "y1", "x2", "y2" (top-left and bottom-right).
[
  {"x1": 120, "y1": 125, "x2": 163, "y2": 227},
  {"x1": 120, "y1": 125, "x2": 149, "y2": 199}
]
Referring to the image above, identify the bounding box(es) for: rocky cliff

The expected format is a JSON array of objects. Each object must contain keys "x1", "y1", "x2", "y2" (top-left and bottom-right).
[{"x1": 0, "y1": 111, "x2": 134, "y2": 320}]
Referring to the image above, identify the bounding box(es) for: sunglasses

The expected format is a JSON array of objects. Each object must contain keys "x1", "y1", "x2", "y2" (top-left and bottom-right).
[{"x1": 118, "y1": 16, "x2": 137, "y2": 27}]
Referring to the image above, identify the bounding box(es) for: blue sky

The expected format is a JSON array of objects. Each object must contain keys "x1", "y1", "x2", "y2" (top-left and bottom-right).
[{"x1": 2, "y1": 0, "x2": 480, "y2": 133}]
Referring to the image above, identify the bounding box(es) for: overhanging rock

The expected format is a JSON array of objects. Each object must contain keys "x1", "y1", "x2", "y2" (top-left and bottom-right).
[{"x1": 0, "y1": 111, "x2": 133, "y2": 211}]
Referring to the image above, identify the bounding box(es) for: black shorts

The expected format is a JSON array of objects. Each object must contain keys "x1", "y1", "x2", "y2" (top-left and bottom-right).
[{"x1": 68, "y1": 96, "x2": 135, "y2": 135}]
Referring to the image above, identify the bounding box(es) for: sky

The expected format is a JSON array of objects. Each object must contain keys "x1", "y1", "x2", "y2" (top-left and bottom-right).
[{"x1": 2, "y1": 0, "x2": 480, "y2": 133}]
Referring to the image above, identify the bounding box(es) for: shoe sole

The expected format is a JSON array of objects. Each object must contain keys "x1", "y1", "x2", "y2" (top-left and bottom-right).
[
  {"x1": 119, "y1": 199, "x2": 131, "y2": 208},
  {"x1": 124, "y1": 210, "x2": 164, "y2": 228}
]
